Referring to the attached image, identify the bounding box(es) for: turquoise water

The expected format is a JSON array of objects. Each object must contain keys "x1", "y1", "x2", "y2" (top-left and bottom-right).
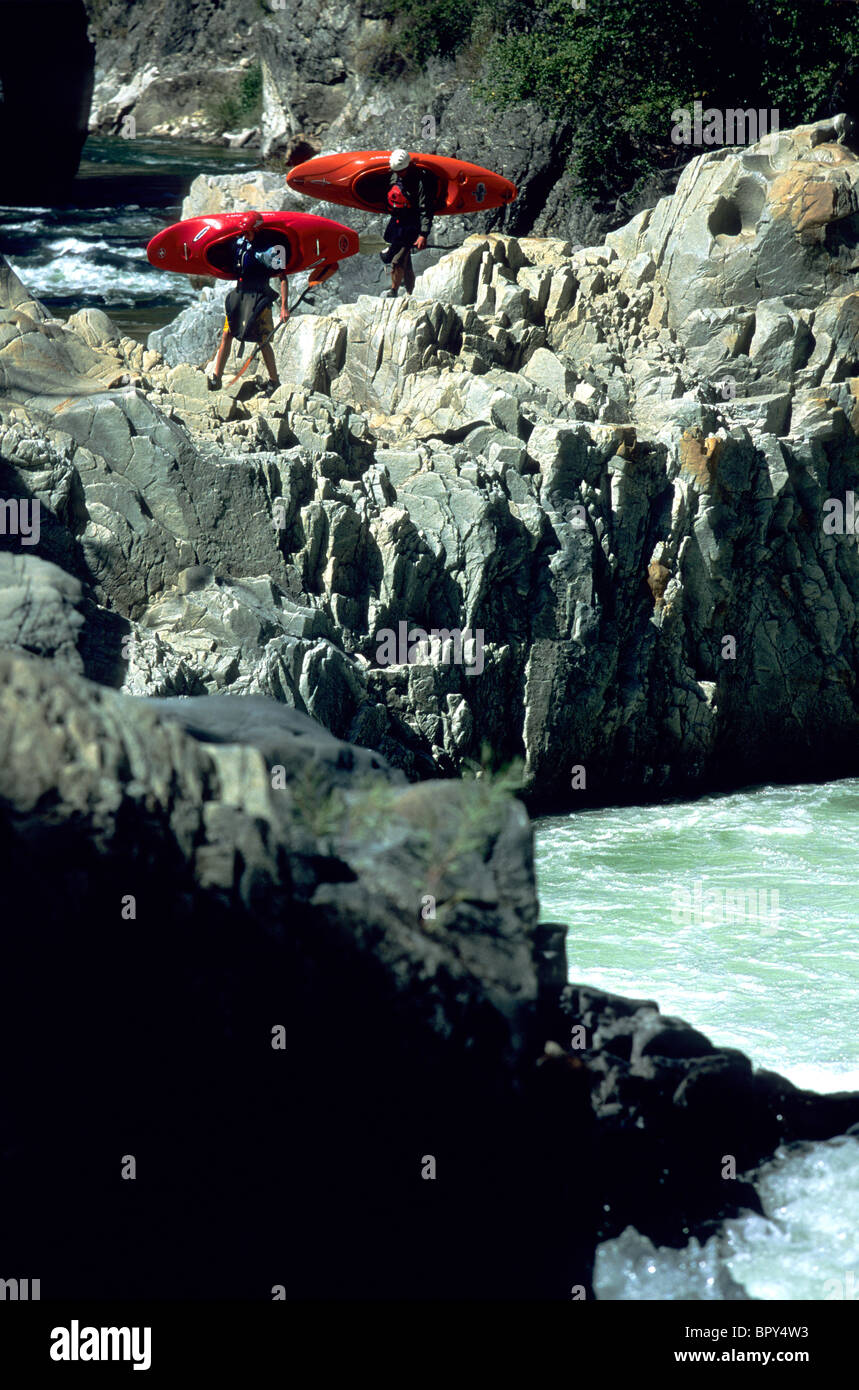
[{"x1": 535, "y1": 780, "x2": 859, "y2": 1093}]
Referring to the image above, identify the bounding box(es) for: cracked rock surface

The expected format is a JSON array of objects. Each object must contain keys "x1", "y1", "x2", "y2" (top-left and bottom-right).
[
  {"x1": 5, "y1": 118, "x2": 859, "y2": 805},
  {"x1": 4, "y1": 118, "x2": 859, "y2": 1299}
]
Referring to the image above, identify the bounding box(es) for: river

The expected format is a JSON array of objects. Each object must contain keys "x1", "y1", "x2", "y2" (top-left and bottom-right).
[
  {"x1": 0, "y1": 135, "x2": 258, "y2": 340},
  {"x1": 535, "y1": 778, "x2": 859, "y2": 1094},
  {"x1": 535, "y1": 780, "x2": 859, "y2": 1298}
]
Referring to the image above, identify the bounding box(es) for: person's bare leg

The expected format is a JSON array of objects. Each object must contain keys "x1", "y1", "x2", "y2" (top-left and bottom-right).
[
  {"x1": 403, "y1": 251, "x2": 415, "y2": 295},
  {"x1": 261, "y1": 342, "x2": 280, "y2": 385},
  {"x1": 391, "y1": 263, "x2": 405, "y2": 294},
  {"x1": 212, "y1": 330, "x2": 232, "y2": 383}
]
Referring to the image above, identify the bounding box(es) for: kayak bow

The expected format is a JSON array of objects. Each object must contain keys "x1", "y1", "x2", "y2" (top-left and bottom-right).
[{"x1": 286, "y1": 151, "x2": 517, "y2": 217}]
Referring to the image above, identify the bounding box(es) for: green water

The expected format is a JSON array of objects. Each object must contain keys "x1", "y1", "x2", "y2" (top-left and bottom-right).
[
  {"x1": 0, "y1": 135, "x2": 260, "y2": 340},
  {"x1": 535, "y1": 780, "x2": 859, "y2": 1093}
]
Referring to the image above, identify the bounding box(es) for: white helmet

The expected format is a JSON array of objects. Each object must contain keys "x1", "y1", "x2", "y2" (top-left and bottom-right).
[{"x1": 389, "y1": 148, "x2": 411, "y2": 172}]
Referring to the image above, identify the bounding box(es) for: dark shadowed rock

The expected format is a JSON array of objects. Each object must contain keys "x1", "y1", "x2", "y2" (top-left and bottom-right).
[
  {"x1": 0, "y1": 655, "x2": 856, "y2": 1298},
  {"x1": 0, "y1": 650, "x2": 582, "y2": 1298},
  {"x1": 1, "y1": 0, "x2": 94, "y2": 202},
  {"x1": 142, "y1": 691, "x2": 403, "y2": 784},
  {"x1": 563, "y1": 982, "x2": 859, "y2": 1251}
]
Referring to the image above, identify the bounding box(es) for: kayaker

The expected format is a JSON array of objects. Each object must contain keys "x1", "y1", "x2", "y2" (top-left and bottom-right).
[
  {"x1": 380, "y1": 149, "x2": 435, "y2": 298},
  {"x1": 209, "y1": 210, "x2": 289, "y2": 393}
]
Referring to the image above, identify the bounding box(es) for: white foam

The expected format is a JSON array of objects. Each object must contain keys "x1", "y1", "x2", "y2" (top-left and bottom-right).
[
  {"x1": 6, "y1": 253, "x2": 198, "y2": 308},
  {"x1": 723, "y1": 1135, "x2": 859, "y2": 1299},
  {"x1": 536, "y1": 779, "x2": 859, "y2": 1088},
  {"x1": 594, "y1": 1135, "x2": 859, "y2": 1299},
  {"x1": 594, "y1": 1227, "x2": 748, "y2": 1300}
]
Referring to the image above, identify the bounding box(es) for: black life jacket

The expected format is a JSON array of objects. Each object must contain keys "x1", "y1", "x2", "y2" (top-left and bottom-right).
[{"x1": 234, "y1": 236, "x2": 272, "y2": 292}]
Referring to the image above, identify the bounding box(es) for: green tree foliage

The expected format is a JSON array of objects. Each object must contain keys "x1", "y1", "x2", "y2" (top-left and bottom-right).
[
  {"x1": 387, "y1": 0, "x2": 476, "y2": 66},
  {"x1": 383, "y1": 0, "x2": 859, "y2": 201},
  {"x1": 207, "y1": 64, "x2": 263, "y2": 133}
]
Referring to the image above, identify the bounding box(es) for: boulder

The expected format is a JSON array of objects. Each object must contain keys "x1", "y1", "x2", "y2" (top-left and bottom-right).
[
  {"x1": 522, "y1": 346, "x2": 576, "y2": 396},
  {"x1": 413, "y1": 239, "x2": 490, "y2": 306},
  {"x1": 748, "y1": 298, "x2": 814, "y2": 380},
  {"x1": 148, "y1": 284, "x2": 229, "y2": 369},
  {"x1": 180, "y1": 170, "x2": 304, "y2": 221},
  {"x1": 0, "y1": 553, "x2": 85, "y2": 672},
  {"x1": 0, "y1": 266, "x2": 127, "y2": 400},
  {"x1": 65, "y1": 308, "x2": 123, "y2": 350},
  {"x1": 331, "y1": 296, "x2": 459, "y2": 413},
  {"x1": 634, "y1": 117, "x2": 859, "y2": 329},
  {"x1": 274, "y1": 315, "x2": 347, "y2": 395},
  {"x1": 805, "y1": 292, "x2": 859, "y2": 383}
]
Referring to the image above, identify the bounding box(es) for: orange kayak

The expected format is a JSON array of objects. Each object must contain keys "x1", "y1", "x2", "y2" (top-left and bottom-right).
[
  {"x1": 286, "y1": 151, "x2": 517, "y2": 216},
  {"x1": 146, "y1": 210, "x2": 360, "y2": 280}
]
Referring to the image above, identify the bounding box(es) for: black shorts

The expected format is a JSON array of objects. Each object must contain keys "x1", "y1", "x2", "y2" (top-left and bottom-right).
[
  {"x1": 381, "y1": 242, "x2": 413, "y2": 268},
  {"x1": 223, "y1": 304, "x2": 273, "y2": 342},
  {"x1": 224, "y1": 287, "x2": 276, "y2": 343},
  {"x1": 383, "y1": 215, "x2": 420, "y2": 252}
]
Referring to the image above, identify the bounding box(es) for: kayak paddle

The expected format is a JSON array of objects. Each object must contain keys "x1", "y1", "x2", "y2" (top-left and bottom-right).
[{"x1": 356, "y1": 232, "x2": 388, "y2": 255}]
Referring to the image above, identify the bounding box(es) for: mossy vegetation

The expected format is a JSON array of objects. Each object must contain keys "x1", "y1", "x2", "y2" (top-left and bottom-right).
[
  {"x1": 287, "y1": 747, "x2": 524, "y2": 923},
  {"x1": 206, "y1": 64, "x2": 263, "y2": 132}
]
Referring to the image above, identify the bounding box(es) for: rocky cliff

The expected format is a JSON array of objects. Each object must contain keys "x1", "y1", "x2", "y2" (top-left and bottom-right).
[
  {"x1": 5, "y1": 117, "x2": 859, "y2": 806},
  {"x1": 84, "y1": 0, "x2": 263, "y2": 142},
  {"x1": 3, "y1": 114, "x2": 859, "y2": 1298}
]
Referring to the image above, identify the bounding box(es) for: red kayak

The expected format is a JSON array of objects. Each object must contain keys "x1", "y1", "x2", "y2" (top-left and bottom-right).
[
  {"x1": 286, "y1": 151, "x2": 517, "y2": 216},
  {"x1": 146, "y1": 210, "x2": 360, "y2": 280}
]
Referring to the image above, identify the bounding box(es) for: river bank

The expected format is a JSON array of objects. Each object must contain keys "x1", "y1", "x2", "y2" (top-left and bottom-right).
[{"x1": 0, "y1": 136, "x2": 259, "y2": 340}]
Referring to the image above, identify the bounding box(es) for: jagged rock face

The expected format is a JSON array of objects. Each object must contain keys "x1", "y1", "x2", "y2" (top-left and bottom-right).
[
  {"x1": 5, "y1": 119, "x2": 859, "y2": 807},
  {"x1": 256, "y1": 3, "x2": 372, "y2": 151},
  {"x1": 561, "y1": 985, "x2": 859, "y2": 1251},
  {"x1": 84, "y1": 0, "x2": 263, "y2": 138},
  {"x1": 623, "y1": 115, "x2": 859, "y2": 337}
]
